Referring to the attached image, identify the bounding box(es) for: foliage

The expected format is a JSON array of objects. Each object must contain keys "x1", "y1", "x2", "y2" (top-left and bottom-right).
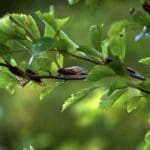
[
  {"x1": 0, "y1": 4, "x2": 149, "y2": 112},
  {"x1": 0, "y1": 0, "x2": 150, "y2": 149}
]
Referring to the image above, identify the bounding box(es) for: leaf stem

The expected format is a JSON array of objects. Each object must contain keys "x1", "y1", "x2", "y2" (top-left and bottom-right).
[{"x1": 50, "y1": 49, "x2": 103, "y2": 65}]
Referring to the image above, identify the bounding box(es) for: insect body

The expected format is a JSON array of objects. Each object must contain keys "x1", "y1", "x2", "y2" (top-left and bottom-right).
[
  {"x1": 58, "y1": 66, "x2": 88, "y2": 76},
  {"x1": 143, "y1": 0, "x2": 150, "y2": 14},
  {"x1": 127, "y1": 67, "x2": 145, "y2": 80}
]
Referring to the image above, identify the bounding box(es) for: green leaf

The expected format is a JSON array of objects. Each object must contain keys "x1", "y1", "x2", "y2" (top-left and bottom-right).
[
  {"x1": 0, "y1": 44, "x2": 12, "y2": 61},
  {"x1": 55, "y1": 17, "x2": 70, "y2": 31},
  {"x1": 0, "y1": 70, "x2": 17, "y2": 94},
  {"x1": 55, "y1": 39, "x2": 69, "y2": 50},
  {"x1": 44, "y1": 23, "x2": 55, "y2": 38},
  {"x1": 139, "y1": 57, "x2": 150, "y2": 65},
  {"x1": 108, "y1": 78, "x2": 128, "y2": 95},
  {"x1": 36, "y1": 11, "x2": 69, "y2": 32},
  {"x1": 50, "y1": 61, "x2": 59, "y2": 74},
  {"x1": 108, "y1": 20, "x2": 128, "y2": 62},
  {"x1": 144, "y1": 131, "x2": 150, "y2": 150},
  {"x1": 40, "y1": 82, "x2": 63, "y2": 100},
  {"x1": 100, "y1": 88, "x2": 127, "y2": 110},
  {"x1": 56, "y1": 54, "x2": 64, "y2": 68},
  {"x1": 62, "y1": 86, "x2": 98, "y2": 111},
  {"x1": 108, "y1": 56, "x2": 126, "y2": 76},
  {"x1": 10, "y1": 58, "x2": 17, "y2": 67},
  {"x1": 140, "y1": 79, "x2": 150, "y2": 92},
  {"x1": 41, "y1": 6, "x2": 55, "y2": 37},
  {"x1": 87, "y1": 66, "x2": 115, "y2": 81},
  {"x1": 36, "y1": 11, "x2": 57, "y2": 31},
  {"x1": 67, "y1": 0, "x2": 80, "y2": 5},
  {"x1": 127, "y1": 96, "x2": 141, "y2": 113},
  {"x1": 101, "y1": 39, "x2": 109, "y2": 58},
  {"x1": 0, "y1": 15, "x2": 26, "y2": 42},
  {"x1": 132, "y1": 11, "x2": 150, "y2": 30},
  {"x1": 77, "y1": 45, "x2": 102, "y2": 59},
  {"x1": 10, "y1": 13, "x2": 40, "y2": 39},
  {"x1": 29, "y1": 57, "x2": 51, "y2": 72},
  {"x1": 59, "y1": 30, "x2": 79, "y2": 49},
  {"x1": 109, "y1": 28, "x2": 126, "y2": 62},
  {"x1": 108, "y1": 20, "x2": 128, "y2": 37},
  {"x1": 90, "y1": 24, "x2": 103, "y2": 51},
  {"x1": 32, "y1": 37, "x2": 56, "y2": 57},
  {"x1": 49, "y1": 5, "x2": 54, "y2": 15}
]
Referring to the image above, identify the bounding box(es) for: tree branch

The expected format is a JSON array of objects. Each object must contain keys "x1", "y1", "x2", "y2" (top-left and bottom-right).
[
  {"x1": 51, "y1": 49, "x2": 146, "y2": 81},
  {"x1": 61, "y1": 50, "x2": 103, "y2": 65},
  {"x1": 26, "y1": 73, "x2": 87, "y2": 80},
  {"x1": 0, "y1": 62, "x2": 149, "y2": 95},
  {"x1": 136, "y1": 87, "x2": 150, "y2": 95},
  {"x1": 50, "y1": 49, "x2": 103, "y2": 65}
]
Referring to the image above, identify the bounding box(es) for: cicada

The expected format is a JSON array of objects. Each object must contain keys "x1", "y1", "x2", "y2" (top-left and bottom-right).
[
  {"x1": 143, "y1": 0, "x2": 150, "y2": 14},
  {"x1": 58, "y1": 66, "x2": 88, "y2": 76},
  {"x1": 127, "y1": 67, "x2": 145, "y2": 80}
]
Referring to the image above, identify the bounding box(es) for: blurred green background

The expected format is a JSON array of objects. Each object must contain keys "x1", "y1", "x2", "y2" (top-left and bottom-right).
[{"x1": 0, "y1": 0, "x2": 150, "y2": 150}]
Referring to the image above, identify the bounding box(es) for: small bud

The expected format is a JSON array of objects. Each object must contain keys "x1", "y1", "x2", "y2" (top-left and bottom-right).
[{"x1": 104, "y1": 58, "x2": 113, "y2": 64}]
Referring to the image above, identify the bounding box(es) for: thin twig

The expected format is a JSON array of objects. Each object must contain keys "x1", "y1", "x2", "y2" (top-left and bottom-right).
[
  {"x1": 0, "y1": 62, "x2": 87, "y2": 81},
  {"x1": 62, "y1": 50, "x2": 103, "y2": 65},
  {"x1": 0, "y1": 61, "x2": 149, "y2": 95},
  {"x1": 128, "y1": 82, "x2": 150, "y2": 95},
  {"x1": 50, "y1": 49, "x2": 103, "y2": 65},
  {"x1": 26, "y1": 73, "x2": 87, "y2": 80},
  {"x1": 135, "y1": 86, "x2": 150, "y2": 95}
]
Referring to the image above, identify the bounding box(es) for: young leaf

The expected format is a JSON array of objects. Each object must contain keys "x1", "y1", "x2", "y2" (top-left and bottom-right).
[
  {"x1": 108, "y1": 78, "x2": 128, "y2": 95},
  {"x1": 40, "y1": 82, "x2": 63, "y2": 100},
  {"x1": 0, "y1": 44, "x2": 12, "y2": 61},
  {"x1": 108, "y1": 20, "x2": 128, "y2": 37},
  {"x1": 90, "y1": 24, "x2": 103, "y2": 51},
  {"x1": 126, "y1": 96, "x2": 141, "y2": 113},
  {"x1": 87, "y1": 66, "x2": 115, "y2": 81},
  {"x1": 55, "y1": 39, "x2": 69, "y2": 50},
  {"x1": 36, "y1": 11, "x2": 69, "y2": 31},
  {"x1": 108, "y1": 56, "x2": 126, "y2": 76},
  {"x1": 144, "y1": 131, "x2": 150, "y2": 150},
  {"x1": 0, "y1": 71, "x2": 17, "y2": 94},
  {"x1": 44, "y1": 23, "x2": 55, "y2": 38},
  {"x1": 67, "y1": 0, "x2": 80, "y2": 5},
  {"x1": 49, "y1": 5, "x2": 54, "y2": 15},
  {"x1": 0, "y1": 15, "x2": 26, "y2": 42},
  {"x1": 140, "y1": 79, "x2": 150, "y2": 92},
  {"x1": 132, "y1": 11, "x2": 150, "y2": 30},
  {"x1": 77, "y1": 45, "x2": 102, "y2": 59},
  {"x1": 56, "y1": 54, "x2": 64, "y2": 68},
  {"x1": 36, "y1": 11, "x2": 57, "y2": 31},
  {"x1": 108, "y1": 20, "x2": 128, "y2": 62},
  {"x1": 139, "y1": 57, "x2": 150, "y2": 65},
  {"x1": 10, "y1": 58, "x2": 17, "y2": 67},
  {"x1": 55, "y1": 17, "x2": 70, "y2": 31},
  {"x1": 59, "y1": 30, "x2": 79, "y2": 49},
  {"x1": 51, "y1": 61, "x2": 59, "y2": 74},
  {"x1": 100, "y1": 88, "x2": 127, "y2": 110},
  {"x1": 32, "y1": 37, "x2": 56, "y2": 57},
  {"x1": 29, "y1": 57, "x2": 51, "y2": 72},
  {"x1": 62, "y1": 86, "x2": 98, "y2": 111},
  {"x1": 109, "y1": 28, "x2": 126, "y2": 62},
  {"x1": 10, "y1": 13, "x2": 40, "y2": 39},
  {"x1": 101, "y1": 39, "x2": 109, "y2": 58}
]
